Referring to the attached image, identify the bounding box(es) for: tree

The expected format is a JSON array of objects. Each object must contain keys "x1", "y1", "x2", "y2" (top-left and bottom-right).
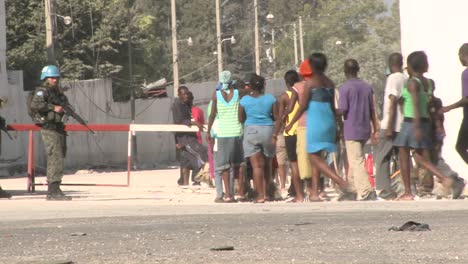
[
  {"x1": 6, "y1": 0, "x2": 171, "y2": 100},
  {"x1": 6, "y1": 0, "x2": 400, "y2": 103},
  {"x1": 271, "y1": 0, "x2": 401, "y2": 116},
  {"x1": 6, "y1": 0, "x2": 47, "y2": 90}
]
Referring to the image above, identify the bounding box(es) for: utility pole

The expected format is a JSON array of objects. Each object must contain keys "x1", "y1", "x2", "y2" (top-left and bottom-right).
[
  {"x1": 171, "y1": 0, "x2": 179, "y2": 97},
  {"x1": 271, "y1": 28, "x2": 276, "y2": 78},
  {"x1": 293, "y1": 23, "x2": 298, "y2": 66},
  {"x1": 271, "y1": 28, "x2": 275, "y2": 61},
  {"x1": 128, "y1": 1, "x2": 138, "y2": 168},
  {"x1": 215, "y1": 0, "x2": 222, "y2": 76},
  {"x1": 254, "y1": 0, "x2": 260, "y2": 75},
  {"x1": 44, "y1": 0, "x2": 56, "y2": 64},
  {"x1": 299, "y1": 16, "x2": 304, "y2": 61}
]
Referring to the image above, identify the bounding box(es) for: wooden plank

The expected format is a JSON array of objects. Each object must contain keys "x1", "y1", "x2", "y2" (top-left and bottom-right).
[{"x1": 130, "y1": 124, "x2": 207, "y2": 132}]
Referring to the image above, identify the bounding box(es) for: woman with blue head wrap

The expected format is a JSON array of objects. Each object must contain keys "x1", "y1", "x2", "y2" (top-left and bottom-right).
[{"x1": 218, "y1": 70, "x2": 236, "y2": 93}]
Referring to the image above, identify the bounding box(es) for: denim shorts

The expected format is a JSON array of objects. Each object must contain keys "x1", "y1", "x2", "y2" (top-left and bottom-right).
[
  {"x1": 393, "y1": 120, "x2": 432, "y2": 149},
  {"x1": 243, "y1": 125, "x2": 275, "y2": 158},
  {"x1": 214, "y1": 137, "x2": 244, "y2": 172}
]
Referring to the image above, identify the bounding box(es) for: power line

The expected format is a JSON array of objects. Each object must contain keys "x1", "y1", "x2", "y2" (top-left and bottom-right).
[
  {"x1": 177, "y1": 51, "x2": 255, "y2": 84},
  {"x1": 74, "y1": 80, "x2": 168, "y2": 119},
  {"x1": 164, "y1": 58, "x2": 217, "y2": 86},
  {"x1": 74, "y1": 81, "x2": 131, "y2": 119}
]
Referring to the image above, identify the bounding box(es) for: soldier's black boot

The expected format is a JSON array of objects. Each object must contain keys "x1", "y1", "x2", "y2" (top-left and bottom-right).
[
  {"x1": 0, "y1": 188, "x2": 12, "y2": 199},
  {"x1": 46, "y1": 182, "x2": 72, "y2": 201}
]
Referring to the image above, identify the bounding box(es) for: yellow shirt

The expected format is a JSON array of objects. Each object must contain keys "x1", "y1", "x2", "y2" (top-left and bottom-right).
[{"x1": 283, "y1": 90, "x2": 299, "y2": 136}]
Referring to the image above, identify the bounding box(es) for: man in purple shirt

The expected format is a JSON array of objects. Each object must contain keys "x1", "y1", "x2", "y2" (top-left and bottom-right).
[
  {"x1": 338, "y1": 59, "x2": 379, "y2": 201},
  {"x1": 443, "y1": 43, "x2": 468, "y2": 164}
]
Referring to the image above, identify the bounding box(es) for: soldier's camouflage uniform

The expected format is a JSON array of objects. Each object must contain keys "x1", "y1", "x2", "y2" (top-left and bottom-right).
[{"x1": 30, "y1": 83, "x2": 67, "y2": 184}]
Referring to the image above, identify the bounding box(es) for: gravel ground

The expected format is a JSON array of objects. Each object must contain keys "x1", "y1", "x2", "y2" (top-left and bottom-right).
[
  {"x1": 0, "y1": 209, "x2": 467, "y2": 264},
  {"x1": 0, "y1": 169, "x2": 467, "y2": 263}
]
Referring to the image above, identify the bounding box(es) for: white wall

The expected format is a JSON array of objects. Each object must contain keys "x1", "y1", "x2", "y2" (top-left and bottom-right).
[{"x1": 400, "y1": 0, "x2": 468, "y2": 175}]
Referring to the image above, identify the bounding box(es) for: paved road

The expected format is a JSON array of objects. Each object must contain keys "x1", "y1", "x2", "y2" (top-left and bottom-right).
[
  {"x1": 1, "y1": 202, "x2": 467, "y2": 264},
  {"x1": 1, "y1": 170, "x2": 467, "y2": 263}
]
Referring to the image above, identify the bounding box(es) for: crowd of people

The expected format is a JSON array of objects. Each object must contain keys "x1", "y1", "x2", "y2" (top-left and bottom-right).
[
  {"x1": 0, "y1": 45, "x2": 466, "y2": 202},
  {"x1": 173, "y1": 44, "x2": 468, "y2": 203}
]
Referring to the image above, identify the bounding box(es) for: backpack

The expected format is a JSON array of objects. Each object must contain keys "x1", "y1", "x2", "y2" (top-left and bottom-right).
[{"x1": 27, "y1": 89, "x2": 48, "y2": 124}]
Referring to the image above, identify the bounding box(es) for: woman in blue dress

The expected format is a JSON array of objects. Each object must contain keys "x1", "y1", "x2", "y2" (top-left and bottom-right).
[{"x1": 286, "y1": 53, "x2": 352, "y2": 201}]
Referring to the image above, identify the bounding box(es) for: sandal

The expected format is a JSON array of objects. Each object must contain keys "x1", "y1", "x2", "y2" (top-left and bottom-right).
[
  {"x1": 224, "y1": 196, "x2": 237, "y2": 203},
  {"x1": 286, "y1": 199, "x2": 304, "y2": 203},
  {"x1": 237, "y1": 196, "x2": 250, "y2": 202},
  {"x1": 397, "y1": 194, "x2": 415, "y2": 201}
]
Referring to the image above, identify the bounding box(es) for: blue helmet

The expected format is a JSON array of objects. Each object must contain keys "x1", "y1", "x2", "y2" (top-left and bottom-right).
[{"x1": 40, "y1": 65, "x2": 61, "y2": 81}]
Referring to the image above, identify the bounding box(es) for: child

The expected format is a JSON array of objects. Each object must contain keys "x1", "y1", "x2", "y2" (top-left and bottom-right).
[
  {"x1": 428, "y1": 94, "x2": 465, "y2": 198},
  {"x1": 392, "y1": 51, "x2": 464, "y2": 200}
]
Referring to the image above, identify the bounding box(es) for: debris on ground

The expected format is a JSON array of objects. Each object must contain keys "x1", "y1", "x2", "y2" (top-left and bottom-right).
[
  {"x1": 210, "y1": 246, "x2": 235, "y2": 251},
  {"x1": 294, "y1": 222, "x2": 314, "y2": 226},
  {"x1": 389, "y1": 221, "x2": 431, "y2": 231},
  {"x1": 70, "y1": 232, "x2": 87, "y2": 236}
]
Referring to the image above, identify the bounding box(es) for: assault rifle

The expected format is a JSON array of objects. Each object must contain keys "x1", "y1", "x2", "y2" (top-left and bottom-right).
[{"x1": 50, "y1": 94, "x2": 95, "y2": 134}]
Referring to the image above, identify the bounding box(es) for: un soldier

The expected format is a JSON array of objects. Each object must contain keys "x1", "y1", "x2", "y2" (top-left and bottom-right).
[{"x1": 30, "y1": 65, "x2": 71, "y2": 200}]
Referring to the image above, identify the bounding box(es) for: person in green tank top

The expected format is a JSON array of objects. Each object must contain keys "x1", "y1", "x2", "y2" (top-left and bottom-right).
[
  {"x1": 402, "y1": 76, "x2": 436, "y2": 196},
  {"x1": 207, "y1": 71, "x2": 249, "y2": 203},
  {"x1": 393, "y1": 51, "x2": 464, "y2": 200}
]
